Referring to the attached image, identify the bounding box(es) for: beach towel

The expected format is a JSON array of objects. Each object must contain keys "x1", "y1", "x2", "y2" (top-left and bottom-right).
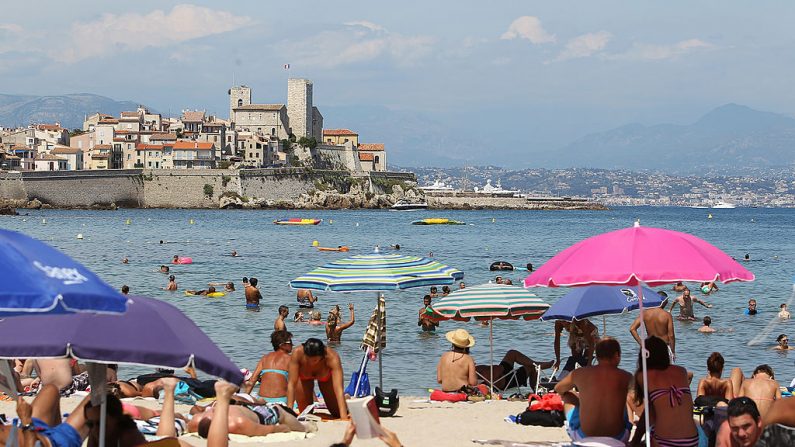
[{"x1": 181, "y1": 431, "x2": 313, "y2": 444}]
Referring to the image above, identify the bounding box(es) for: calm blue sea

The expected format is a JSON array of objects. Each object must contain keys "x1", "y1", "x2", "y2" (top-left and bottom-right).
[{"x1": 1, "y1": 207, "x2": 793, "y2": 395}]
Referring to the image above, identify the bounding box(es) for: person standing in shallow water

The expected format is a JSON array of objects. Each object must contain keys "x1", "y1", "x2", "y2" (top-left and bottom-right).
[
  {"x1": 245, "y1": 277, "x2": 262, "y2": 310},
  {"x1": 274, "y1": 305, "x2": 288, "y2": 332},
  {"x1": 418, "y1": 295, "x2": 439, "y2": 332},
  {"x1": 669, "y1": 288, "x2": 711, "y2": 321}
]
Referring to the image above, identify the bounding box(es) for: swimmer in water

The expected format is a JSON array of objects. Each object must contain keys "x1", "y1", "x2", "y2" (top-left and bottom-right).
[
  {"x1": 159, "y1": 265, "x2": 170, "y2": 273},
  {"x1": 231, "y1": 250, "x2": 239, "y2": 257},
  {"x1": 185, "y1": 286, "x2": 216, "y2": 296},
  {"x1": 745, "y1": 299, "x2": 758, "y2": 315},
  {"x1": 778, "y1": 304, "x2": 790, "y2": 320},
  {"x1": 774, "y1": 334, "x2": 793, "y2": 351},
  {"x1": 459, "y1": 282, "x2": 466, "y2": 290},
  {"x1": 172, "y1": 255, "x2": 180, "y2": 264},
  {"x1": 527, "y1": 262, "x2": 534, "y2": 272},
  {"x1": 122, "y1": 257, "x2": 129, "y2": 264},
  {"x1": 208, "y1": 281, "x2": 235, "y2": 292},
  {"x1": 744, "y1": 253, "x2": 750, "y2": 261},
  {"x1": 121, "y1": 285, "x2": 129, "y2": 295},
  {"x1": 698, "y1": 316, "x2": 716, "y2": 333},
  {"x1": 391, "y1": 244, "x2": 400, "y2": 250},
  {"x1": 165, "y1": 275, "x2": 177, "y2": 291},
  {"x1": 294, "y1": 311, "x2": 306, "y2": 322}
]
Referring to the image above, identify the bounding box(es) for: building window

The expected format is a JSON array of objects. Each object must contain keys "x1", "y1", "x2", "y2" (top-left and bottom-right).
[
  {"x1": 271, "y1": 128, "x2": 275, "y2": 136},
  {"x1": 237, "y1": 99, "x2": 243, "y2": 107},
  {"x1": 344, "y1": 138, "x2": 348, "y2": 143},
  {"x1": 375, "y1": 156, "x2": 380, "y2": 165}
]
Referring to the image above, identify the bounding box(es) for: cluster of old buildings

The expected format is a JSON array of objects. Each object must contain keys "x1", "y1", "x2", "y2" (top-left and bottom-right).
[{"x1": 0, "y1": 79, "x2": 387, "y2": 173}]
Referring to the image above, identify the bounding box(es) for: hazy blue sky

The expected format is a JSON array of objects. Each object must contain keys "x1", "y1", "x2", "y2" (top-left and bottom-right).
[{"x1": 2, "y1": 1, "x2": 794, "y2": 165}]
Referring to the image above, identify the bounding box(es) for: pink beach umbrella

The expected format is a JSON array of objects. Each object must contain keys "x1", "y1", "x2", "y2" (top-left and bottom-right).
[{"x1": 523, "y1": 222, "x2": 754, "y2": 447}]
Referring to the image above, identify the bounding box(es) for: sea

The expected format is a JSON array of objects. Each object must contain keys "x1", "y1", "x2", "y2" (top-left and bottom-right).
[{"x1": 1, "y1": 206, "x2": 793, "y2": 395}]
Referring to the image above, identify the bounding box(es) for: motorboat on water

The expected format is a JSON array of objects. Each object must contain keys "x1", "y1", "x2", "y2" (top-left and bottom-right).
[
  {"x1": 391, "y1": 198, "x2": 429, "y2": 211},
  {"x1": 712, "y1": 201, "x2": 737, "y2": 209},
  {"x1": 411, "y1": 218, "x2": 466, "y2": 225}
]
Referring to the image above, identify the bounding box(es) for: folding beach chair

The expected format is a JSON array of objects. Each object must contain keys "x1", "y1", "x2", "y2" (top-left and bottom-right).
[
  {"x1": 477, "y1": 368, "x2": 522, "y2": 394},
  {"x1": 534, "y1": 365, "x2": 559, "y2": 395}
]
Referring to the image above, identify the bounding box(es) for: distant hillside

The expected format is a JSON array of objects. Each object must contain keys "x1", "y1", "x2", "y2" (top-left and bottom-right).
[
  {"x1": 548, "y1": 104, "x2": 795, "y2": 173},
  {"x1": 0, "y1": 93, "x2": 145, "y2": 129}
]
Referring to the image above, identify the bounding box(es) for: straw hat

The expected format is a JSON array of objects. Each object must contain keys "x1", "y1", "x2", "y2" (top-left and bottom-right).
[{"x1": 446, "y1": 329, "x2": 475, "y2": 349}]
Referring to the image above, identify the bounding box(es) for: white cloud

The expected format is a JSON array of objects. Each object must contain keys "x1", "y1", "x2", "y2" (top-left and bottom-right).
[
  {"x1": 279, "y1": 21, "x2": 435, "y2": 69},
  {"x1": 614, "y1": 38, "x2": 713, "y2": 60},
  {"x1": 500, "y1": 16, "x2": 555, "y2": 44},
  {"x1": 57, "y1": 4, "x2": 253, "y2": 62},
  {"x1": 554, "y1": 31, "x2": 611, "y2": 62},
  {"x1": 343, "y1": 21, "x2": 386, "y2": 33},
  {"x1": 0, "y1": 23, "x2": 23, "y2": 34}
]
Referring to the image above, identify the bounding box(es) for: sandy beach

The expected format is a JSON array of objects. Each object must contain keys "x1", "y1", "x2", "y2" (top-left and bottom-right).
[{"x1": 0, "y1": 395, "x2": 569, "y2": 447}]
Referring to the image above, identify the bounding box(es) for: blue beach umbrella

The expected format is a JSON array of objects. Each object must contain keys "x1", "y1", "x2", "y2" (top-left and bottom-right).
[
  {"x1": 540, "y1": 285, "x2": 666, "y2": 326},
  {"x1": 0, "y1": 229, "x2": 128, "y2": 315},
  {"x1": 290, "y1": 248, "x2": 463, "y2": 391}
]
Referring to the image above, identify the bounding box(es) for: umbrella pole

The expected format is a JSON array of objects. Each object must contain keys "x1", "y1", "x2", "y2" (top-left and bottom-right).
[
  {"x1": 489, "y1": 317, "x2": 494, "y2": 398},
  {"x1": 377, "y1": 292, "x2": 384, "y2": 391},
  {"x1": 637, "y1": 284, "x2": 651, "y2": 447}
]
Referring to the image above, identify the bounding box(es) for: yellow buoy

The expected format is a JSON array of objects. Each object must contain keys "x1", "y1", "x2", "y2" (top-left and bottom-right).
[
  {"x1": 312, "y1": 240, "x2": 319, "y2": 247},
  {"x1": 125, "y1": 218, "x2": 131, "y2": 225},
  {"x1": 708, "y1": 214, "x2": 713, "y2": 219},
  {"x1": 491, "y1": 218, "x2": 495, "y2": 223},
  {"x1": 189, "y1": 219, "x2": 195, "y2": 225}
]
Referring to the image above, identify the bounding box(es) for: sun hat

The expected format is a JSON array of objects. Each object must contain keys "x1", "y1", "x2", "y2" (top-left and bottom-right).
[{"x1": 446, "y1": 329, "x2": 475, "y2": 348}]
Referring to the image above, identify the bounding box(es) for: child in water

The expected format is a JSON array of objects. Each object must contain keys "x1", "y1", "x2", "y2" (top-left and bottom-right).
[{"x1": 778, "y1": 304, "x2": 790, "y2": 320}]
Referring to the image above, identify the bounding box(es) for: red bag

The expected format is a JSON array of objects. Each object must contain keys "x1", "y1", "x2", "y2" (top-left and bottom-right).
[{"x1": 527, "y1": 393, "x2": 564, "y2": 411}]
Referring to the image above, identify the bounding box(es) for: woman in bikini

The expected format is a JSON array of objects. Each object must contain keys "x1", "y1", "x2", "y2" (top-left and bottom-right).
[
  {"x1": 553, "y1": 319, "x2": 599, "y2": 370},
  {"x1": 286, "y1": 338, "x2": 348, "y2": 419},
  {"x1": 245, "y1": 331, "x2": 293, "y2": 404},
  {"x1": 731, "y1": 364, "x2": 781, "y2": 418},
  {"x1": 633, "y1": 336, "x2": 701, "y2": 447},
  {"x1": 326, "y1": 303, "x2": 355, "y2": 342}
]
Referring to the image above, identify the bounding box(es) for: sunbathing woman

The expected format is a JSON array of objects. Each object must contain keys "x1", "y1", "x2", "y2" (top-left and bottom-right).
[
  {"x1": 286, "y1": 338, "x2": 348, "y2": 419},
  {"x1": 632, "y1": 336, "x2": 701, "y2": 447},
  {"x1": 245, "y1": 331, "x2": 293, "y2": 404},
  {"x1": 326, "y1": 304, "x2": 355, "y2": 342}
]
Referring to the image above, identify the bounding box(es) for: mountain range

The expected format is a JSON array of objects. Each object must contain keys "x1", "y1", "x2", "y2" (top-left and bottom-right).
[
  {"x1": 545, "y1": 103, "x2": 795, "y2": 173},
  {"x1": 0, "y1": 93, "x2": 142, "y2": 130}
]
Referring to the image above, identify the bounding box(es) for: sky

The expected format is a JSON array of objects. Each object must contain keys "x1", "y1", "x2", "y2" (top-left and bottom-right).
[{"x1": 2, "y1": 1, "x2": 795, "y2": 166}]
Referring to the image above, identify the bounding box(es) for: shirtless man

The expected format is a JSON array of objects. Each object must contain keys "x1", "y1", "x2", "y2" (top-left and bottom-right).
[
  {"x1": 296, "y1": 289, "x2": 317, "y2": 308},
  {"x1": 245, "y1": 277, "x2": 262, "y2": 310},
  {"x1": 274, "y1": 305, "x2": 288, "y2": 332},
  {"x1": 246, "y1": 331, "x2": 292, "y2": 404},
  {"x1": 669, "y1": 288, "x2": 712, "y2": 321},
  {"x1": 418, "y1": 295, "x2": 439, "y2": 332},
  {"x1": 630, "y1": 298, "x2": 676, "y2": 359},
  {"x1": 21, "y1": 359, "x2": 89, "y2": 396},
  {"x1": 730, "y1": 364, "x2": 781, "y2": 418},
  {"x1": 555, "y1": 338, "x2": 633, "y2": 443},
  {"x1": 774, "y1": 334, "x2": 792, "y2": 351},
  {"x1": 698, "y1": 316, "x2": 716, "y2": 333},
  {"x1": 696, "y1": 352, "x2": 733, "y2": 407},
  {"x1": 165, "y1": 275, "x2": 177, "y2": 291},
  {"x1": 436, "y1": 329, "x2": 477, "y2": 392},
  {"x1": 188, "y1": 391, "x2": 305, "y2": 437}
]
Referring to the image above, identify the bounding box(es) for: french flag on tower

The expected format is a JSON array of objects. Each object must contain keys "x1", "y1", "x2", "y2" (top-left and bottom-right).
[{"x1": 283, "y1": 64, "x2": 290, "y2": 70}]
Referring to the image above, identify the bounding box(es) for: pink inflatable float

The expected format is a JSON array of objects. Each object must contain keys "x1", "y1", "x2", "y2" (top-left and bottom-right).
[{"x1": 172, "y1": 256, "x2": 193, "y2": 265}]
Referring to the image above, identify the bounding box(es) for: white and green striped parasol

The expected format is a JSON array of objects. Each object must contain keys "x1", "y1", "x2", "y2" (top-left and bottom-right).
[
  {"x1": 431, "y1": 283, "x2": 549, "y2": 321},
  {"x1": 289, "y1": 252, "x2": 463, "y2": 292}
]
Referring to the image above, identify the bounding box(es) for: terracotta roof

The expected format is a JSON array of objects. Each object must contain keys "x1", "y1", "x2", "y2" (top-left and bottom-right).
[
  {"x1": 234, "y1": 104, "x2": 285, "y2": 111},
  {"x1": 94, "y1": 144, "x2": 112, "y2": 150},
  {"x1": 323, "y1": 129, "x2": 358, "y2": 136},
  {"x1": 34, "y1": 124, "x2": 63, "y2": 131},
  {"x1": 136, "y1": 144, "x2": 163, "y2": 151},
  {"x1": 150, "y1": 133, "x2": 177, "y2": 141},
  {"x1": 358, "y1": 143, "x2": 384, "y2": 151},
  {"x1": 36, "y1": 154, "x2": 66, "y2": 161},
  {"x1": 173, "y1": 141, "x2": 214, "y2": 151},
  {"x1": 98, "y1": 119, "x2": 119, "y2": 124},
  {"x1": 181, "y1": 111, "x2": 206, "y2": 122},
  {"x1": 358, "y1": 152, "x2": 374, "y2": 161},
  {"x1": 51, "y1": 146, "x2": 80, "y2": 154}
]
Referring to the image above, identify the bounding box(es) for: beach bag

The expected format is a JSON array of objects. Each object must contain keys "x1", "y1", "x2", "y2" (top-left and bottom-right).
[
  {"x1": 527, "y1": 393, "x2": 564, "y2": 411},
  {"x1": 515, "y1": 409, "x2": 565, "y2": 427}
]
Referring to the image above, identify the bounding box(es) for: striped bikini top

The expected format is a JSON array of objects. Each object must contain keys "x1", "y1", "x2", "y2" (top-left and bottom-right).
[{"x1": 649, "y1": 386, "x2": 692, "y2": 407}]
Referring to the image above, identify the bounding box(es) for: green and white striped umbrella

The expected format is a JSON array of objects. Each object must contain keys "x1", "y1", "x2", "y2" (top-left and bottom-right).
[
  {"x1": 431, "y1": 283, "x2": 549, "y2": 321},
  {"x1": 290, "y1": 252, "x2": 463, "y2": 292}
]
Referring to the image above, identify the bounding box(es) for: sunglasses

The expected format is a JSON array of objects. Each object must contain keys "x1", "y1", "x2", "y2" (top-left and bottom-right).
[{"x1": 780, "y1": 339, "x2": 789, "y2": 343}]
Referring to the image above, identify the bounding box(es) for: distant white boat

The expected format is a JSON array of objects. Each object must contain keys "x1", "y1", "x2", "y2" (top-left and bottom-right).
[
  {"x1": 473, "y1": 179, "x2": 520, "y2": 197},
  {"x1": 419, "y1": 180, "x2": 456, "y2": 193},
  {"x1": 712, "y1": 201, "x2": 737, "y2": 209}
]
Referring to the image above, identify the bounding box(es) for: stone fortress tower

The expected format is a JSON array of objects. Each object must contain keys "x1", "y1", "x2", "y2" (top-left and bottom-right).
[
  {"x1": 228, "y1": 85, "x2": 251, "y2": 122},
  {"x1": 287, "y1": 79, "x2": 313, "y2": 138}
]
